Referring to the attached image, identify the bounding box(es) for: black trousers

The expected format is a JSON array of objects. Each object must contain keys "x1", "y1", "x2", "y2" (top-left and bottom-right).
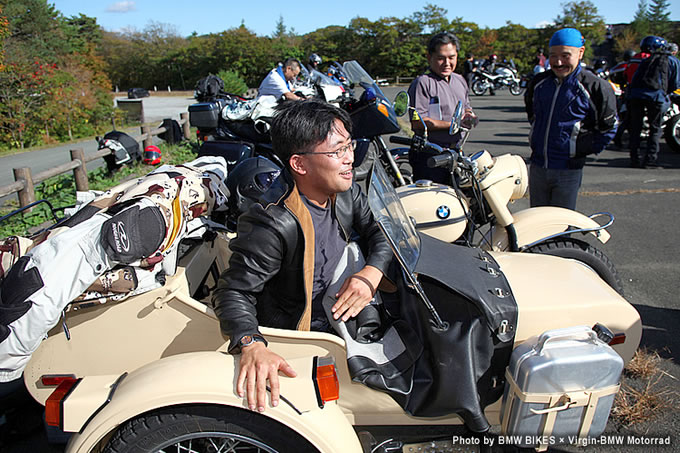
[{"x1": 628, "y1": 98, "x2": 664, "y2": 164}]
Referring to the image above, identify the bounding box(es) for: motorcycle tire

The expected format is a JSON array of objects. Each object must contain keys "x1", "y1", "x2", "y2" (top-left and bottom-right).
[
  {"x1": 509, "y1": 82, "x2": 522, "y2": 96},
  {"x1": 664, "y1": 113, "x2": 680, "y2": 153},
  {"x1": 526, "y1": 237, "x2": 624, "y2": 296},
  {"x1": 103, "y1": 405, "x2": 318, "y2": 453},
  {"x1": 471, "y1": 79, "x2": 488, "y2": 96}
]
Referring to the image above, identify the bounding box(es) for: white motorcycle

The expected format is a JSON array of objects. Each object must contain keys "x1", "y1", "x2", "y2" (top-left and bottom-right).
[{"x1": 471, "y1": 64, "x2": 522, "y2": 96}]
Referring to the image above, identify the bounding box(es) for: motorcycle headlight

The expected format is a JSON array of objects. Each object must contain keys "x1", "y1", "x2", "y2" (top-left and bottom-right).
[{"x1": 511, "y1": 155, "x2": 529, "y2": 200}]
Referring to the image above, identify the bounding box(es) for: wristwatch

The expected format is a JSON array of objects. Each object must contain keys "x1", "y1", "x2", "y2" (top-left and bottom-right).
[{"x1": 238, "y1": 334, "x2": 267, "y2": 351}]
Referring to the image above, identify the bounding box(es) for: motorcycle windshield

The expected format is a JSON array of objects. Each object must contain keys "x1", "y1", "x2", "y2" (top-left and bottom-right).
[
  {"x1": 311, "y1": 68, "x2": 343, "y2": 86},
  {"x1": 342, "y1": 61, "x2": 390, "y2": 102},
  {"x1": 368, "y1": 164, "x2": 420, "y2": 273}
]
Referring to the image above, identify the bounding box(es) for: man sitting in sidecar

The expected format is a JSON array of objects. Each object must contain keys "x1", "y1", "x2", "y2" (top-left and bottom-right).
[
  {"x1": 212, "y1": 98, "x2": 524, "y2": 435},
  {"x1": 212, "y1": 99, "x2": 393, "y2": 413}
]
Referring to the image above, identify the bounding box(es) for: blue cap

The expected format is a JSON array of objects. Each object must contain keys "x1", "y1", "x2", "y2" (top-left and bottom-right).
[{"x1": 549, "y1": 28, "x2": 585, "y2": 48}]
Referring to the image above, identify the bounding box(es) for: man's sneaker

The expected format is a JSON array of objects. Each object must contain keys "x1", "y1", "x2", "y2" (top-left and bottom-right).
[
  {"x1": 643, "y1": 161, "x2": 663, "y2": 169},
  {"x1": 630, "y1": 160, "x2": 643, "y2": 168}
]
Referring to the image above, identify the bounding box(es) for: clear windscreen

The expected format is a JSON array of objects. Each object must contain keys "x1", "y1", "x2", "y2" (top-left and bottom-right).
[{"x1": 367, "y1": 164, "x2": 420, "y2": 273}]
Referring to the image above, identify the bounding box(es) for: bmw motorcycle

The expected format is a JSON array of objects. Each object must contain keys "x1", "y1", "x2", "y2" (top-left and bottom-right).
[
  {"x1": 389, "y1": 92, "x2": 623, "y2": 295},
  {"x1": 471, "y1": 63, "x2": 522, "y2": 96},
  {"x1": 188, "y1": 61, "x2": 409, "y2": 185}
]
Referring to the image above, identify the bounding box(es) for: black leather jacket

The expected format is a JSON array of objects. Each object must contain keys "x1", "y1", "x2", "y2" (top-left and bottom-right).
[{"x1": 212, "y1": 170, "x2": 393, "y2": 353}]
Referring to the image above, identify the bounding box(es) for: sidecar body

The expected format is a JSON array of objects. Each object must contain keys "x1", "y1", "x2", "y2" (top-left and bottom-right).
[{"x1": 21, "y1": 166, "x2": 641, "y2": 453}]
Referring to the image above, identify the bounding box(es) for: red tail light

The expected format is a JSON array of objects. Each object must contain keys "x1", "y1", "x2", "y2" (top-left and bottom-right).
[
  {"x1": 43, "y1": 375, "x2": 78, "y2": 427},
  {"x1": 313, "y1": 356, "x2": 339, "y2": 407},
  {"x1": 609, "y1": 333, "x2": 626, "y2": 346}
]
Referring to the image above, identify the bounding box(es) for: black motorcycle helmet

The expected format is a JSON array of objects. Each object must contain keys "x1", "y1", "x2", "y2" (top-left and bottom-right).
[
  {"x1": 593, "y1": 57, "x2": 607, "y2": 70},
  {"x1": 226, "y1": 156, "x2": 281, "y2": 217},
  {"x1": 623, "y1": 49, "x2": 635, "y2": 62},
  {"x1": 489, "y1": 54, "x2": 498, "y2": 62},
  {"x1": 640, "y1": 35, "x2": 667, "y2": 53}
]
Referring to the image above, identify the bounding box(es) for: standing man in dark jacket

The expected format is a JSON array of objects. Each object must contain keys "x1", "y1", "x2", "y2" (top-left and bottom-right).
[
  {"x1": 212, "y1": 99, "x2": 393, "y2": 414},
  {"x1": 627, "y1": 36, "x2": 680, "y2": 168},
  {"x1": 525, "y1": 28, "x2": 617, "y2": 210}
]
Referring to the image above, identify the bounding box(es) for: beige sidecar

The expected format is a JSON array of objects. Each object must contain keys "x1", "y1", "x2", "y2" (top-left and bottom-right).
[{"x1": 23, "y1": 227, "x2": 641, "y2": 453}]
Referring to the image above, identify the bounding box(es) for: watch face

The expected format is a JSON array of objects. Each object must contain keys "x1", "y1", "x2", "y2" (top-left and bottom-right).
[{"x1": 240, "y1": 335, "x2": 253, "y2": 346}]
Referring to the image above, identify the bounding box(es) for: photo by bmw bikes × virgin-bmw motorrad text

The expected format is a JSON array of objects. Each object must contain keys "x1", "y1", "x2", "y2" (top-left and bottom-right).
[
  {"x1": 187, "y1": 61, "x2": 409, "y2": 186},
  {"x1": 389, "y1": 92, "x2": 624, "y2": 295},
  {"x1": 5, "y1": 149, "x2": 641, "y2": 453},
  {"x1": 471, "y1": 62, "x2": 522, "y2": 96}
]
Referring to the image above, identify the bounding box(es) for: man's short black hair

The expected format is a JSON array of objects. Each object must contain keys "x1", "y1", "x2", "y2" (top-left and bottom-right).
[
  {"x1": 271, "y1": 99, "x2": 353, "y2": 164},
  {"x1": 427, "y1": 32, "x2": 460, "y2": 55},
  {"x1": 283, "y1": 58, "x2": 301, "y2": 71}
]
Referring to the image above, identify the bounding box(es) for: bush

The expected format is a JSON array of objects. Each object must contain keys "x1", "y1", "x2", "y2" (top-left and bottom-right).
[{"x1": 217, "y1": 69, "x2": 249, "y2": 96}]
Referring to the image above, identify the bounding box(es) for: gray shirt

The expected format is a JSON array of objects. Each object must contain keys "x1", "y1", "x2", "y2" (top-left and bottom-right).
[
  {"x1": 301, "y1": 195, "x2": 347, "y2": 325},
  {"x1": 408, "y1": 72, "x2": 471, "y2": 147}
]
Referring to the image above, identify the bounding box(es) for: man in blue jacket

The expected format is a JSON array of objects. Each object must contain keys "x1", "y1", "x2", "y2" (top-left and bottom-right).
[
  {"x1": 627, "y1": 36, "x2": 680, "y2": 168},
  {"x1": 524, "y1": 28, "x2": 617, "y2": 210}
]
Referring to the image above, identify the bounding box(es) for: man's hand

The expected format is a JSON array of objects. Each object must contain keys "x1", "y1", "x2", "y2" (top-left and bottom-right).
[
  {"x1": 462, "y1": 109, "x2": 479, "y2": 129},
  {"x1": 283, "y1": 91, "x2": 303, "y2": 101},
  {"x1": 237, "y1": 342, "x2": 296, "y2": 412},
  {"x1": 332, "y1": 265, "x2": 383, "y2": 322}
]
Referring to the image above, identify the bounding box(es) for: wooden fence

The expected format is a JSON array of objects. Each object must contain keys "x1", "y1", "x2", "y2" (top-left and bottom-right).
[{"x1": 0, "y1": 112, "x2": 192, "y2": 209}]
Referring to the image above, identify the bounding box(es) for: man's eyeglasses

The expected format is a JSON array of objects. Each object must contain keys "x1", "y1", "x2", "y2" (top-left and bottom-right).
[{"x1": 295, "y1": 140, "x2": 357, "y2": 159}]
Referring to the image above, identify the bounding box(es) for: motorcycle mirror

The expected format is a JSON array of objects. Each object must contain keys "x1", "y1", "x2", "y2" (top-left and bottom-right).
[
  {"x1": 449, "y1": 101, "x2": 464, "y2": 135},
  {"x1": 393, "y1": 91, "x2": 409, "y2": 117}
]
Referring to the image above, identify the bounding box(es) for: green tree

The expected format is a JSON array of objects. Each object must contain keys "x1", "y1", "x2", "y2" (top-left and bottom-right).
[
  {"x1": 273, "y1": 15, "x2": 286, "y2": 39},
  {"x1": 217, "y1": 69, "x2": 248, "y2": 95},
  {"x1": 553, "y1": 1, "x2": 606, "y2": 59},
  {"x1": 630, "y1": 0, "x2": 651, "y2": 38},
  {"x1": 410, "y1": 3, "x2": 450, "y2": 34},
  {"x1": 495, "y1": 23, "x2": 542, "y2": 73},
  {"x1": 648, "y1": 0, "x2": 671, "y2": 37}
]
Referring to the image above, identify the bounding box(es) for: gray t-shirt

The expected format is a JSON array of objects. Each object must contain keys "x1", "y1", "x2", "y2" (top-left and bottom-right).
[
  {"x1": 408, "y1": 71, "x2": 471, "y2": 147},
  {"x1": 301, "y1": 195, "x2": 347, "y2": 326}
]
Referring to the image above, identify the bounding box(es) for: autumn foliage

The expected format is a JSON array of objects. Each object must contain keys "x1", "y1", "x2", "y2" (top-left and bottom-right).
[{"x1": 0, "y1": 1, "x2": 113, "y2": 150}]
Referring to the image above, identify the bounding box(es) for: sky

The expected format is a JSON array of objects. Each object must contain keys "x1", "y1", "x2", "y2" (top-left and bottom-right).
[{"x1": 50, "y1": 0, "x2": 680, "y2": 38}]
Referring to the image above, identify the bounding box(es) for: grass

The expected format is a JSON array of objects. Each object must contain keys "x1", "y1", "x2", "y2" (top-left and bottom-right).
[
  {"x1": 611, "y1": 348, "x2": 679, "y2": 427},
  {"x1": 0, "y1": 141, "x2": 199, "y2": 239}
]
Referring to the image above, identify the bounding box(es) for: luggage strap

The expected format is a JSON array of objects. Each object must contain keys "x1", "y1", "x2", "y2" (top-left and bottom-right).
[{"x1": 502, "y1": 369, "x2": 620, "y2": 451}]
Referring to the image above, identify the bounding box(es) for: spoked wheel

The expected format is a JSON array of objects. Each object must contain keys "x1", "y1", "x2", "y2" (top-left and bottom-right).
[
  {"x1": 103, "y1": 405, "x2": 319, "y2": 453},
  {"x1": 471, "y1": 79, "x2": 488, "y2": 96},
  {"x1": 509, "y1": 81, "x2": 522, "y2": 96},
  {"x1": 526, "y1": 237, "x2": 624, "y2": 296},
  {"x1": 664, "y1": 113, "x2": 680, "y2": 152}
]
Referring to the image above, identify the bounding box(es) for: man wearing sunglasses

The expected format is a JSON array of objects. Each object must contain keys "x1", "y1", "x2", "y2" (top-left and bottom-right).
[{"x1": 212, "y1": 99, "x2": 393, "y2": 414}]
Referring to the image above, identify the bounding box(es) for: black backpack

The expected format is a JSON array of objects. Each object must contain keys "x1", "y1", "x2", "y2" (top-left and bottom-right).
[
  {"x1": 632, "y1": 51, "x2": 670, "y2": 92},
  {"x1": 195, "y1": 75, "x2": 224, "y2": 102}
]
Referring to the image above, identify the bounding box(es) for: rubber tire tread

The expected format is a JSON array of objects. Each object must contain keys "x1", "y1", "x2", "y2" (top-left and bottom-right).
[
  {"x1": 472, "y1": 79, "x2": 487, "y2": 96},
  {"x1": 664, "y1": 113, "x2": 680, "y2": 153},
  {"x1": 526, "y1": 237, "x2": 624, "y2": 296},
  {"x1": 102, "y1": 404, "x2": 319, "y2": 453},
  {"x1": 509, "y1": 82, "x2": 521, "y2": 95}
]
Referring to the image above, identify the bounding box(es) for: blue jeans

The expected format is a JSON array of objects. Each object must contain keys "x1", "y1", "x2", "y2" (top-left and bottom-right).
[{"x1": 529, "y1": 165, "x2": 583, "y2": 210}]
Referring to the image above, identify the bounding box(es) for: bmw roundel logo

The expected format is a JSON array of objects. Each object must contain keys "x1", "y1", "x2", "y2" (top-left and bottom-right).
[{"x1": 436, "y1": 205, "x2": 450, "y2": 220}]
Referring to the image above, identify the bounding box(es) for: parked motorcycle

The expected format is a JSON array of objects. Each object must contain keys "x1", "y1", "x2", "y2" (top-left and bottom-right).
[
  {"x1": 389, "y1": 92, "x2": 623, "y2": 294},
  {"x1": 20, "y1": 154, "x2": 641, "y2": 453},
  {"x1": 471, "y1": 63, "x2": 522, "y2": 96},
  {"x1": 188, "y1": 61, "x2": 409, "y2": 185}
]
